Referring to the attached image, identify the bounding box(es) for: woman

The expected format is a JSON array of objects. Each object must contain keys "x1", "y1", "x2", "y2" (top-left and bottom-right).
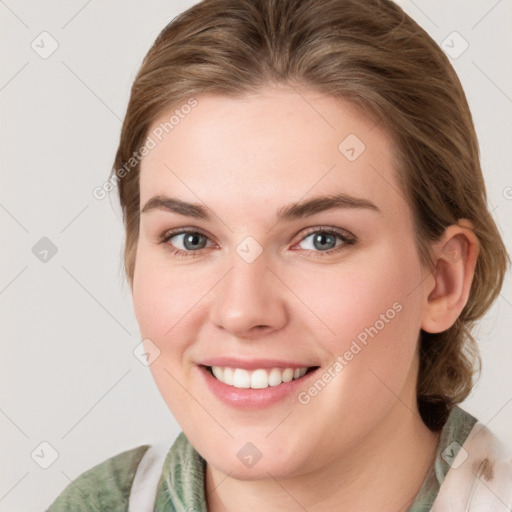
[{"x1": 48, "y1": 0, "x2": 511, "y2": 510}]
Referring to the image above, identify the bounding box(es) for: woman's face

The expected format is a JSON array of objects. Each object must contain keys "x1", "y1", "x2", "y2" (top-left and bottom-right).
[{"x1": 132, "y1": 86, "x2": 432, "y2": 479}]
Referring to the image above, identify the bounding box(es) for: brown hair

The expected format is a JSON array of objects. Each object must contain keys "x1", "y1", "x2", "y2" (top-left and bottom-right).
[{"x1": 111, "y1": 0, "x2": 508, "y2": 430}]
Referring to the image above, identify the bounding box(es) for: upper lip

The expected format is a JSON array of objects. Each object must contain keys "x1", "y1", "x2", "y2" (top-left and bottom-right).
[{"x1": 199, "y1": 357, "x2": 318, "y2": 370}]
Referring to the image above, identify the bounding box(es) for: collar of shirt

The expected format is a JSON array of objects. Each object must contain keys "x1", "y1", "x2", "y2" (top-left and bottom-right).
[{"x1": 154, "y1": 405, "x2": 478, "y2": 512}]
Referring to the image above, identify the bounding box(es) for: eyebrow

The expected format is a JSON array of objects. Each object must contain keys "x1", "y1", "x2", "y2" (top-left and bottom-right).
[{"x1": 140, "y1": 192, "x2": 380, "y2": 222}]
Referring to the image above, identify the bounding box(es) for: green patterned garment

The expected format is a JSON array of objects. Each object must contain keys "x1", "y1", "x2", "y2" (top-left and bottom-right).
[{"x1": 47, "y1": 406, "x2": 477, "y2": 511}]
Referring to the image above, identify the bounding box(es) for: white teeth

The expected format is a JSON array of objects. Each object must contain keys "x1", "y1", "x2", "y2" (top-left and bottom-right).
[
  {"x1": 223, "y1": 367, "x2": 234, "y2": 385},
  {"x1": 210, "y1": 366, "x2": 311, "y2": 389},
  {"x1": 212, "y1": 366, "x2": 223, "y2": 380},
  {"x1": 250, "y1": 369, "x2": 269, "y2": 389},
  {"x1": 281, "y1": 368, "x2": 294, "y2": 383},
  {"x1": 233, "y1": 369, "x2": 251, "y2": 388},
  {"x1": 268, "y1": 368, "x2": 282, "y2": 387}
]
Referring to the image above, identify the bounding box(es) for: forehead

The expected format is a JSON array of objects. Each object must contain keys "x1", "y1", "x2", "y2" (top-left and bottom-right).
[{"x1": 139, "y1": 86, "x2": 407, "y2": 222}]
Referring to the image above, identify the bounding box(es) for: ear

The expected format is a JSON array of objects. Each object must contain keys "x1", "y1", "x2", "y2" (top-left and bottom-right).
[{"x1": 421, "y1": 220, "x2": 479, "y2": 333}]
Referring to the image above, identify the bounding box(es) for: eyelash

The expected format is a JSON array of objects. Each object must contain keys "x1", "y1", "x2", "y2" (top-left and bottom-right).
[{"x1": 158, "y1": 226, "x2": 357, "y2": 259}]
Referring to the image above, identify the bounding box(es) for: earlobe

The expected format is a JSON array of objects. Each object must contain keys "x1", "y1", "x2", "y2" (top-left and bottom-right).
[{"x1": 421, "y1": 221, "x2": 479, "y2": 334}]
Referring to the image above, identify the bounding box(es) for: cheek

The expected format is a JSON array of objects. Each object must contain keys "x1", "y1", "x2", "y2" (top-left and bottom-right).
[
  {"x1": 293, "y1": 241, "x2": 425, "y2": 404},
  {"x1": 132, "y1": 243, "x2": 201, "y2": 340},
  {"x1": 131, "y1": 243, "x2": 220, "y2": 390},
  {"x1": 131, "y1": 249, "x2": 204, "y2": 415},
  {"x1": 132, "y1": 262, "x2": 170, "y2": 341},
  {"x1": 297, "y1": 243, "x2": 424, "y2": 348}
]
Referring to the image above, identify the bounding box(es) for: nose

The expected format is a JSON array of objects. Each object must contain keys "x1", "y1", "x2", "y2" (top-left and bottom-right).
[{"x1": 208, "y1": 251, "x2": 289, "y2": 339}]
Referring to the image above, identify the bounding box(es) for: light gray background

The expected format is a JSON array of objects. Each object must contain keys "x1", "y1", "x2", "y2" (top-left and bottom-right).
[{"x1": 0, "y1": 1, "x2": 510, "y2": 510}]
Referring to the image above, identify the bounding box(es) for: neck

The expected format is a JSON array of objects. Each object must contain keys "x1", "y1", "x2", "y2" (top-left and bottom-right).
[{"x1": 205, "y1": 399, "x2": 440, "y2": 512}]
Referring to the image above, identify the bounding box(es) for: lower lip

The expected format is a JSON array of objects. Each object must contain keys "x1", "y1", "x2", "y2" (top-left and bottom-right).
[{"x1": 198, "y1": 365, "x2": 320, "y2": 409}]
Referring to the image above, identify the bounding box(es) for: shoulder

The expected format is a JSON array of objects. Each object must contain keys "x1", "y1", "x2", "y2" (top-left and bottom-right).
[
  {"x1": 47, "y1": 444, "x2": 150, "y2": 512},
  {"x1": 154, "y1": 432, "x2": 207, "y2": 510},
  {"x1": 432, "y1": 407, "x2": 512, "y2": 511}
]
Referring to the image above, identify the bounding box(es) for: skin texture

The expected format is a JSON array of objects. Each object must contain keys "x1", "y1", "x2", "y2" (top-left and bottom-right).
[{"x1": 131, "y1": 85, "x2": 478, "y2": 511}]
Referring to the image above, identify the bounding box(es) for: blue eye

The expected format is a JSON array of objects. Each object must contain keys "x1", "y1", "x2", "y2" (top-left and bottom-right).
[
  {"x1": 172, "y1": 232, "x2": 209, "y2": 250},
  {"x1": 161, "y1": 230, "x2": 211, "y2": 258},
  {"x1": 295, "y1": 228, "x2": 356, "y2": 256},
  {"x1": 299, "y1": 231, "x2": 341, "y2": 251},
  {"x1": 160, "y1": 227, "x2": 356, "y2": 258}
]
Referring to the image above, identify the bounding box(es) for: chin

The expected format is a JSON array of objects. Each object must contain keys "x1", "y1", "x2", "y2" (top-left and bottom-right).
[
  {"x1": 203, "y1": 439, "x2": 312, "y2": 481},
  {"x1": 210, "y1": 457, "x2": 302, "y2": 481}
]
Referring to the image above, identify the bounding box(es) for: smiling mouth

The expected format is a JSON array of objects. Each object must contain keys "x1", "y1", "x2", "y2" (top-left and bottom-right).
[{"x1": 203, "y1": 365, "x2": 319, "y2": 389}]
